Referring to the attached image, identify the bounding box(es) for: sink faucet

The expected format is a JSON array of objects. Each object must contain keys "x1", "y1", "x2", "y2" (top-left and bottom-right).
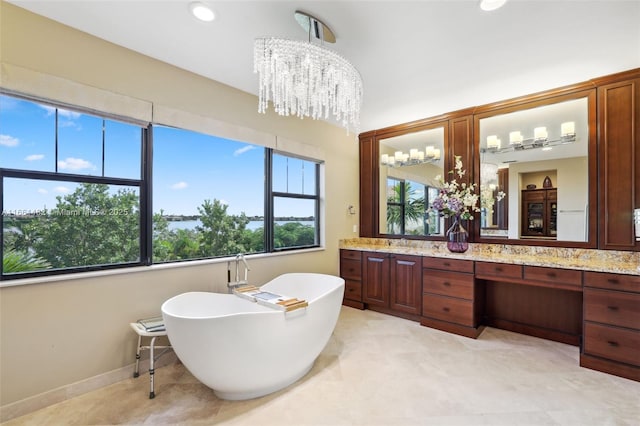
[{"x1": 227, "y1": 253, "x2": 250, "y2": 292}]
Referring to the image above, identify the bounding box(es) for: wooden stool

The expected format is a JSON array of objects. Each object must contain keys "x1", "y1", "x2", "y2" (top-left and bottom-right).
[{"x1": 129, "y1": 322, "x2": 172, "y2": 399}]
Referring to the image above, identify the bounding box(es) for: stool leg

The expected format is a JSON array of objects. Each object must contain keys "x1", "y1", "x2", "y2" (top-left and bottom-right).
[
  {"x1": 133, "y1": 334, "x2": 142, "y2": 378},
  {"x1": 149, "y1": 336, "x2": 156, "y2": 399}
]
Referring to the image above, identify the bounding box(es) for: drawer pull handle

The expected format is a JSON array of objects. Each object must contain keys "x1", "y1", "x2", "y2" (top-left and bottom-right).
[
  {"x1": 607, "y1": 306, "x2": 619, "y2": 311},
  {"x1": 443, "y1": 262, "x2": 451, "y2": 267},
  {"x1": 443, "y1": 307, "x2": 450, "y2": 312},
  {"x1": 607, "y1": 341, "x2": 619, "y2": 347},
  {"x1": 546, "y1": 272, "x2": 556, "y2": 278},
  {"x1": 607, "y1": 279, "x2": 620, "y2": 284},
  {"x1": 495, "y1": 267, "x2": 503, "y2": 272},
  {"x1": 443, "y1": 281, "x2": 451, "y2": 287}
]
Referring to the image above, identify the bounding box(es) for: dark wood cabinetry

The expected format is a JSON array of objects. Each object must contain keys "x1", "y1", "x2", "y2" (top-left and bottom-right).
[
  {"x1": 521, "y1": 189, "x2": 557, "y2": 238},
  {"x1": 597, "y1": 75, "x2": 640, "y2": 250},
  {"x1": 340, "y1": 248, "x2": 639, "y2": 382},
  {"x1": 359, "y1": 68, "x2": 639, "y2": 251},
  {"x1": 339, "y1": 249, "x2": 364, "y2": 309},
  {"x1": 361, "y1": 252, "x2": 422, "y2": 320},
  {"x1": 477, "y1": 261, "x2": 583, "y2": 345},
  {"x1": 421, "y1": 257, "x2": 483, "y2": 338},
  {"x1": 581, "y1": 271, "x2": 640, "y2": 381}
]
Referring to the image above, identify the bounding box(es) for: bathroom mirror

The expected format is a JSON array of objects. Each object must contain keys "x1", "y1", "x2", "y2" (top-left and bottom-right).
[
  {"x1": 378, "y1": 125, "x2": 446, "y2": 237},
  {"x1": 476, "y1": 91, "x2": 596, "y2": 244}
]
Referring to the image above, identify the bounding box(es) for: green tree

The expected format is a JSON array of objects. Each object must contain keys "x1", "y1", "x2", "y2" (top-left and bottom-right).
[
  {"x1": 2, "y1": 249, "x2": 51, "y2": 273},
  {"x1": 274, "y1": 222, "x2": 315, "y2": 248},
  {"x1": 386, "y1": 181, "x2": 425, "y2": 234},
  {"x1": 25, "y1": 183, "x2": 140, "y2": 268},
  {"x1": 196, "y1": 199, "x2": 250, "y2": 257}
]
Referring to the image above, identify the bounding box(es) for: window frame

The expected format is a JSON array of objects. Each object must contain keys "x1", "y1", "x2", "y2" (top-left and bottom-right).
[
  {"x1": 265, "y1": 151, "x2": 322, "y2": 252},
  {"x1": 0, "y1": 91, "x2": 324, "y2": 281}
]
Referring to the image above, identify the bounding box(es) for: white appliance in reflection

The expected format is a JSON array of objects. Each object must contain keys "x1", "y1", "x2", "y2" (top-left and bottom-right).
[{"x1": 635, "y1": 208, "x2": 640, "y2": 241}]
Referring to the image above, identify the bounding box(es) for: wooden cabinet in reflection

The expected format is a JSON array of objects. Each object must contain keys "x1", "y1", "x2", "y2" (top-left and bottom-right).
[{"x1": 521, "y1": 188, "x2": 557, "y2": 238}]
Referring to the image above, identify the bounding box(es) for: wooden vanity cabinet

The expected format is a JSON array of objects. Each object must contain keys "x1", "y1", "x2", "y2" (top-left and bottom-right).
[
  {"x1": 597, "y1": 75, "x2": 640, "y2": 251},
  {"x1": 340, "y1": 249, "x2": 364, "y2": 309},
  {"x1": 362, "y1": 251, "x2": 422, "y2": 320},
  {"x1": 581, "y1": 271, "x2": 640, "y2": 381},
  {"x1": 420, "y1": 257, "x2": 483, "y2": 338},
  {"x1": 521, "y1": 189, "x2": 557, "y2": 238}
]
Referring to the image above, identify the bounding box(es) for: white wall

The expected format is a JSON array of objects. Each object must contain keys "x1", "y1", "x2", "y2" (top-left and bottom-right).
[
  {"x1": 507, "y1": 157, "x2": 588, "y2": 240},
  {"x1": 0, "y1": 2, "x2": 359, "y2": 409}
]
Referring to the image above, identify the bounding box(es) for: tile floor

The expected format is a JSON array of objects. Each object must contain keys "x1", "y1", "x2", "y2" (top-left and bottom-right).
[{"x1": 3, "y1": 307, "x2": 639, "y2": 425}]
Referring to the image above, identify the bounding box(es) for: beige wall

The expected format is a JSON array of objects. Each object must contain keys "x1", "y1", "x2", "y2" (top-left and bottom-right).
[{"x1": 0, "y1": 2, "x2": 359, "y2": 407}]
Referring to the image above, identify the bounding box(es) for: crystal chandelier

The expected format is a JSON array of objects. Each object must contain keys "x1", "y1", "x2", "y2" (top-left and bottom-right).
[{"x1": 253, "y1": 11, "x2": 363, "y2": 134}]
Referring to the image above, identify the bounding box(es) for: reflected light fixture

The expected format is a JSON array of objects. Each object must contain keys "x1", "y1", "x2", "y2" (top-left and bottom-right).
[
  {"x1": 189, "y1": 2, "x2": 215, "y2": 22},
  {"x1": 254, "y1": 11, "x2": 363, "y2": 133},
  {"x1": 483, "y1": 122, "x2": 576, "y2": 154},
  {"x1": 479, "y1": 0, "x2": 508, "y2": 11}
]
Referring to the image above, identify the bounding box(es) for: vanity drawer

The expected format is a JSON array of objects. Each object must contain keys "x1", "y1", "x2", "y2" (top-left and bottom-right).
[
  {"x1": 584, "y1": 322, "x2": 640, "y2": 367},
  {"x1": 524, "y1": 266, "x2": 582, "y2": 289},
  {"x1": 422, "y1": 257, "x2": 474, "y2": 274},
  {"x1": 423, "y1": 269, "x2": 474, "y2": 300},
  {"x1": 340, "y1": 249, "x2": 362, "y2": 261},
  {"x1": 584, "y1": 271, "x2": 640, "y2": 293},
  {"x1": 475, "y1": 262, "x2": 522, "y2": 280},
  {"x1": 340, "y1": 258, "x2": 362, "y2": 280},
  {"x1": 344, "y1": 279, "x2": 362, "y2": 302},
  {"x1": 423, "y1": 294, "x2": 474, "y2": 327},
  {"x1": 584, "y1": 288, "x2": 640, "y2": 330}
]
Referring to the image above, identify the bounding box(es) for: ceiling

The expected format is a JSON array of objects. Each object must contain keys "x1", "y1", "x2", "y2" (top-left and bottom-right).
[{"x1": 6, "y1": 0, "x2": 640, "y2": 133}]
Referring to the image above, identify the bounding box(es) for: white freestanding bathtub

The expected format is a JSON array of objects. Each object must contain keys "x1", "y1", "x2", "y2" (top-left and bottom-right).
[{"x1": 161, "y1": 273, "x2": 345, "y2": 400}]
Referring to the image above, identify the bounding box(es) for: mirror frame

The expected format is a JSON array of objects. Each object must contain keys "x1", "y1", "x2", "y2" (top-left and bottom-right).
[
  {"x1": 360, "y1": 114, "x2": 455, "y2": 240},
  {"x1": 472, "y1": 87, "x2": 598, "y2": 248}
]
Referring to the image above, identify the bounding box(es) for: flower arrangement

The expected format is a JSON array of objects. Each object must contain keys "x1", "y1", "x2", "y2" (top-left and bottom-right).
[{"x1": 430, "y1": 156, "x2": 480, "y2": 221}]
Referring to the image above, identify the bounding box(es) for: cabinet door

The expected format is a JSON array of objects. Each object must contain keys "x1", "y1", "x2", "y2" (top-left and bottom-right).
[
  {"x1": 389, "y1": 254, "x2": 422, "y2": 315},
  {"x1": 362, "y1": 252, "x2": 390, "y2": 307},
  {"x1": 522, "y1": 190, "x2": 546, "y2": 236},
  {"x1": 598, "y1": 77, "x2": 640, "y2": 250}
]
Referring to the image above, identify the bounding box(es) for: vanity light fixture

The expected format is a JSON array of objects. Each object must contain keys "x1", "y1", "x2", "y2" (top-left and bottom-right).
[
  {"x1": 189, "y1": 2, "x2": 215, "y2": 22},
  {"x1": 381, "y1": 146, "x2": 441, "y2": 168},
  {"x1": 479, "y1": 0, "x2": 508, "y2": 12},
  {"x1": 483, "y1": 121, "x2": 576, "y2": 154}
]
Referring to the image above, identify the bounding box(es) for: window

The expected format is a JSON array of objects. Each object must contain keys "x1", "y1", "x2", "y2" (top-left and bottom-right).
[
  {"x1": 1, "y1": 92, "x2": 323, "y2": 280},
  {"x1": 152, "y1": 128, "x2": 322, "y2": 261},
  {"x1": 385, "y1": 177, "x2": 435, "y2": 236},
  {"x1": 1, "y1": 93, "x2": 147, "y2": 278},
  {"x1": 152, "y1": 126, "x2": 266, "y2": 261},
  {"x1": 269, "y1": 153, "x2": 320, "y2": 250}
]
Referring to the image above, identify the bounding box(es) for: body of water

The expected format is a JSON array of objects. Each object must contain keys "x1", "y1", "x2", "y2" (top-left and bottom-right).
[{"x1": 167, "y1": 220, "x2": 313, "y2": 231}]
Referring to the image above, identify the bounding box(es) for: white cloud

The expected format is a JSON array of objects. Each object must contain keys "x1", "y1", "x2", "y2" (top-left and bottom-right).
[
  {"x1": 39, "y1": 105, "x2": 81, "y2": 120},
  {"x1": 58, "y1": 108, "x2": 81, "y2": 119},
  {"x1": 170, "y1": 181, "x2": 188, "y2": 190},
  {"x1": 233, "y1": 145, "x2": 256, "y2": 156},
  {"x1": 58, "y1": 157, "x2": 95, "y2": 171},
  {"x1": 0, "y1": 134, "x2": 19, "y2": 147},
  {"x1": 219, "y1": 199, "x2": 229, "y2": 206},
  {"x1": 54, "y1": 186, "x2": 70, "y2": 194},
  {"x1": 25, "y1": 154, "x2": 45, "y2": 161},
  {"x1": 40, "y1": 105, "x2": 56, "y2": 116},
  {"x1": 37, "y1": 188, "x2": 48, "y2": 194}
]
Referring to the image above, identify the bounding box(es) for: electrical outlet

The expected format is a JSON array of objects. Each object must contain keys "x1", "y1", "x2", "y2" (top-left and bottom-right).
[{"x1": 352, "y1": 224, "x2": 358, "y2": 233}]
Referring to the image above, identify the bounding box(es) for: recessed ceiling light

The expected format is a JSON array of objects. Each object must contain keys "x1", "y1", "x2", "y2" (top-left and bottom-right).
[
  {"x1": 189, "y1": 2, "x2": 215, "y2": 22},
  {"x1": 479, "y1": 0, "x2": 507, "y2": 11}
]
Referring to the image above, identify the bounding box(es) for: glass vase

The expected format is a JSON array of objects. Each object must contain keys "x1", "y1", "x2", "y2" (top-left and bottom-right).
[{"x1": 446, "y1": 216, "x2": 469, "y2": 253}]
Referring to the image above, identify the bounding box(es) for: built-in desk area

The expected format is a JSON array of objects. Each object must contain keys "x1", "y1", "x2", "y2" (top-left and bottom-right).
[{"x1": 339, "y1": 238, "x2": 640, "y2": 382}]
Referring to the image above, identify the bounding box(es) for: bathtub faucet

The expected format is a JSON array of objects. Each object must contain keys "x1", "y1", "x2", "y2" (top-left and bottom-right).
[{"x1": 227, "y1": 253, "x2": 250, "y2": 292}]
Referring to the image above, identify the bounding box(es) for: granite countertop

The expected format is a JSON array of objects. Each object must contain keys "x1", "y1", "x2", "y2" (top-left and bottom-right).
[{"x1": 339, "y1": 238, "x2": 640, "y2": 276}]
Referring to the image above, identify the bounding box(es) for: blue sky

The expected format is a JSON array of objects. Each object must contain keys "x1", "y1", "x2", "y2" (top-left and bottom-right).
[{"x1": 1, "y1": 95, "x2": 314, "y2": 217}]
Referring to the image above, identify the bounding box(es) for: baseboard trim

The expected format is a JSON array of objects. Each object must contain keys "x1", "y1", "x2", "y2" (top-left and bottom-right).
[{"x1": 0, "y1": 352, "x2": 177, "y2": 423}]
